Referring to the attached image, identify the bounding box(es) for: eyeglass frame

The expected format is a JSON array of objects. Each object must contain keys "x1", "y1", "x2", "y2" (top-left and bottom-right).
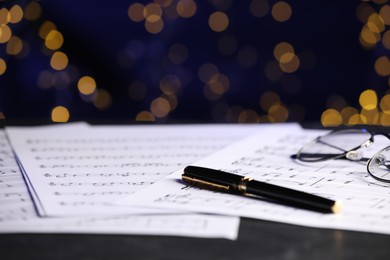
[{"x1": 292, "y1": 128, "x2": 390, "y2": 183}]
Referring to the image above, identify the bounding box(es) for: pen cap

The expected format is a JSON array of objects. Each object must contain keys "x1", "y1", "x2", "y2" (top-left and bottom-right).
[{"x1": 183, "y1": 166, "x2": 243, "y2": 189}]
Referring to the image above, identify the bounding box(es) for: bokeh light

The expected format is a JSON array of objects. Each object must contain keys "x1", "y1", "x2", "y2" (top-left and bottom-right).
[
  {"x1": 0, "y1": 58, "x2": 6, "y2": 75},
  {"x1": 78, "y1": 76, "x2": 97, "y2": 95},
  {"x1": 359, "y1": 89, "x2": 377, "y2": 110},
  {"x1": 24, "y1": 1, "x2": 41, "y2": 21},
  {"x1": 271, "y1": 1, "x2": 292, "y2": 22},
  {"x1": 45, "y1": 30, "x2": 64, "y2": 50},
  {"x1": 209, "y1": 11, "x2": 229, "y2": 32},
  {"x1": 50, "y1": 51, "x2": 68, "y2": 71},
  {"x1": 176, "y1": 0, "x2": 197, "y2": 18},
  {"x1": 51, "y1": 106, "x2": 70, "y2": 122}
]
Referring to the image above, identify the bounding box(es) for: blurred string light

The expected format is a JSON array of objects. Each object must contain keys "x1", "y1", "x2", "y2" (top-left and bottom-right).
[
  {"x1": 128, "y1": 0, "x2": 296, "y2": 123},
  {"x1": 322, "y1": 0, "x2": 390, "y2": 127},
  {"x1": 1, "y1": 1, "x2": 387, "y2": 125},
  {"x1": 0, "y1": 1, "x2": 113, "y2": 122}
]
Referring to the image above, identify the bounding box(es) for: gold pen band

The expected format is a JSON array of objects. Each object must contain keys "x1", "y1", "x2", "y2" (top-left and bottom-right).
[
  {"x1": 238, "y1": 177, "x2": 252, "y2": 193},
  {"x1": 182, "y1": 174, "x2": 231, "y2": 192}
]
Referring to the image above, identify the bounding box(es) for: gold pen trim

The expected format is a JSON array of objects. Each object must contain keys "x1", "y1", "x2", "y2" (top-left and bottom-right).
[
  {"x1": 238, "y1": 177, "x2": 252, "y2": 193},
  {"x1": 182, "y1": 175, "x2": 230, "y2": 192}
]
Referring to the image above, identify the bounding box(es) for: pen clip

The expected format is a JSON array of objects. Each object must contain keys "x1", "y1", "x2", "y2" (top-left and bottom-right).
[{"x1": 182, "y1": 173, "x2": 231, "y2": 192}]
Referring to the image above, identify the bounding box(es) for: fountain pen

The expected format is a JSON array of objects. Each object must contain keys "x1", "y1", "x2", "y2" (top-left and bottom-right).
[{"x1": 181, "y1": 166, "x2": 342, "y2": 214}]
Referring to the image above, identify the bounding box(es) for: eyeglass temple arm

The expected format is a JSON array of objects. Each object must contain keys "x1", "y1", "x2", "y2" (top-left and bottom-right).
[{"x1": 290, "y1": 153, "x2": 370, "y2": 162}]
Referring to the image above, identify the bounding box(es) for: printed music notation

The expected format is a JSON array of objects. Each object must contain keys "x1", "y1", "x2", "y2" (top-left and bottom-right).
[
  {"x1": 5, "y1": 123, "x2": 266, "y2": 217},
  {"x1": 118, "y1": 127, "x2": 390, "y2": 236},
  {"x1": 0, "y1": 126, "x2": 247, "y2": 239}
]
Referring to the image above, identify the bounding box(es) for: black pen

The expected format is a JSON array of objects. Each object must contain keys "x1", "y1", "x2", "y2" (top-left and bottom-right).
[{"x1": 181, "y1": 166, "x2": 342, "y2": 214}]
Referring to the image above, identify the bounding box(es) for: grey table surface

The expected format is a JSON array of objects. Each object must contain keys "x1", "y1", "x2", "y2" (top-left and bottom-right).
[{"x1": 2, "y1": 217, "x2": 390, "y2": 260}]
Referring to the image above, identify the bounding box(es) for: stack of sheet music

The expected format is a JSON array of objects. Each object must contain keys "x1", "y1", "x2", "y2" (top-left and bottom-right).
[{"x1": 1, "y1": 122, "x2": 390, "y2": 240}]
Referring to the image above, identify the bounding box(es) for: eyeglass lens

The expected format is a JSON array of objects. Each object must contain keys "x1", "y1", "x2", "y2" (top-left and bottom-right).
[{"x1": 368, "y1": 146, "x2": 390, "y2": 182}]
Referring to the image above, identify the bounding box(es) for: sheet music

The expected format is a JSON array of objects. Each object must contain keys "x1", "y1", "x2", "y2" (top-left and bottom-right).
[
  {"x1": 6, "y1": 123, "x2": 296, "y2": 216},
  {"x1": 0, "y1": 129, "x2": 240, "y2": 240},
  {"x1": 117, "y1": 127, "x2": 390, "y2": 235}
]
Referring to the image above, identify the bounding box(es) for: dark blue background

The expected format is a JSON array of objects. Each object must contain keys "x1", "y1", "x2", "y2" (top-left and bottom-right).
[{"x1": 0, "y1": 1, "x2": 388, "y2": 123}]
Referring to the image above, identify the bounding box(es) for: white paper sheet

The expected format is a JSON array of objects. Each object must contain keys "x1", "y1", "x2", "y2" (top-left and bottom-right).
[
  {"x1": 0, "y1": 128, "x2": 240, "y2": 239},
  {"x1": 6, "y1": 123, "x2": 299, "y2": 217},
  {"x1": 117, "y1": 127, "x2": 390, "y2": 235}
]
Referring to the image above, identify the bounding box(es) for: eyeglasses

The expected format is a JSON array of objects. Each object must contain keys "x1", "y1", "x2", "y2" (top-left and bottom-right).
[{"x1": 294, "y1": 129, "x2": 390, "y2": 183}]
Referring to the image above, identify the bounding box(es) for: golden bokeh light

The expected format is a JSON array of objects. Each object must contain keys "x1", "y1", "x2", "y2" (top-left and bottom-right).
[
  {"x1": 271, "y1": 1, "x2": 292, "y2": 22},
  {"x1": 273, "y1": 42, "x2": 294, "y2": 61},
  {"x1": 268, "y1": 104, "x2": 288, "y2": 122},
  {"x1": 145, "y1": 18, "x2": 164, "y2": 34},
  {"x1": 9, "y1": 5, "x2": 23, "y2": 24},
  {"x1": 383, "y1": 30, "x2": 390, "y2": 50},
  {"x1": 39, "y1": 21, "x2": 57, "y2": 39},
  {"x1": 360, "y1": 25, "x2": 380, "y2": 48},
  {"x1": 250, "y1": 0, "x2": 270, "y2": 18},
  {"x1": 78, "y1": 76, "x2": 97, "y2": 95},
  {"x1": 361, "y1": 108, "x2": 379, "y2": 125},
  {"x1": 379, "y1": 5, "x2": 390, "y2": 26},
  {"x1": 176, "y1": 0, "x2": 197, "y2": 18},
  {"x1": 208, "y1": 73, "x2": 230, "y2": 95},
  {"x1": 198, "y1": 63, "x2": 219, "y2": 83},
  {"x1": 367, "y1": 13, "x2": 385, "y2": 34},
  {"x1": 341, "y1": 106, "x2": 359, "y2": 125},
  {"x1": 162, "y1": 94, "x2": 178, "y2": 111},
  {"x1": 279, "y1": 53, "x2": 300, "y2": 73},
  {"x1": 279, "y1": 52, "x2": 295, "y2": 64},
  {"x1": 45, "y1": 30, "x2": 64, "y2": 50},
  {"x1": 0, "y1": 24, "x2": 12, "y2": 43},
  {"x1": 150, "y1": 97, "x2": 171, "y2": 118},
  {"x1": 380, "y1": 112, "x2": 390, "y2": 126},
  {"x1": 128, "y1": 81, "x2": 147, "y2": 100},
  {"x1": 24, "y1": 1, "x2": 41, "y2": 21},
  {"x1": 374, "y1": 56, "x2": 390, "y2": 77},
  {"x1": 380, "y1": 94, "x2": 390, "y2": 114},
  {"x1": 160, "y1": 74, "x2": 182, "y2": 95},
  {"x1": 6, "y1": 36, "x2": 23, "y2": 55},
  {"x1": 93, "y1": 89, "x2": 112, "y2": 110},
  {"x1": 0, "y1": 8, "x2": 10, "y2": 25},
  {"x1": 144, "y1": 3, "x2": 162, "y2": 22},
  {"x1": 136, "y1": 111, "x2": 156, "y2": 121},
  {"x1": 356, "y1": 3, "x2": 375, "y2": 24},
  {"x1": 208, "y1": 11, "x2": 229, "y2": 32},
  {"x1": 50, "y1": 51, "x2": 68, "y2": 71},
  {"x1": 321, "y1": 109, "x2": 342, "y2": 127},
  {"x1": 238, "y1": 109, "x2": 258, "y2": 123},
  {"x1": 0, "y1": 58, "x2": 6, "y2": 75},
  {"x1": 51, "y1": 106, "x2": 70, "y2": 122},
  {"x1": 348, "y1": 113, "x2": 366, "y2": 125},
  {"x1": 259, "y1": 91, "x2": 280, "y2": 111},
  {"x1": 128, "y1": 3, "x2": 145, "y2": 22},
  {"x1": 359, "y1": 89, "x2": 377, "y2": 110}
]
